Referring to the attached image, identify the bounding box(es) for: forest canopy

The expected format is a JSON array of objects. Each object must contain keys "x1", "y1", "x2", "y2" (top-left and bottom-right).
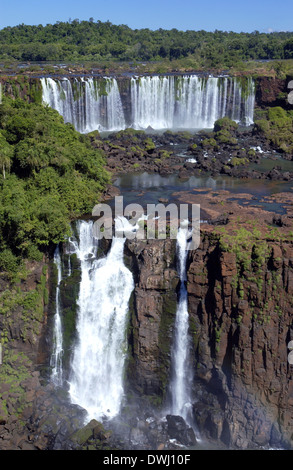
[
  {"x1": 0, "y1": 97, "x2": 110, "y2": 273},
  {"x1": 0, "y1": 20, "x2": 292, "y2": 67}
]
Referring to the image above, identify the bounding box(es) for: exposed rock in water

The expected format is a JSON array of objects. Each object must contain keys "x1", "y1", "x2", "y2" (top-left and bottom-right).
[{"x1": 166, "y1": 415, "x2": 197, "y2": 446}]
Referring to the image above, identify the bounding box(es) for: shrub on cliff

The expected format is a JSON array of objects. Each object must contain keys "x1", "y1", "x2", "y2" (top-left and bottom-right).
[{"x1": 254, "y1": 106, "x2": 293, "y2": 154}]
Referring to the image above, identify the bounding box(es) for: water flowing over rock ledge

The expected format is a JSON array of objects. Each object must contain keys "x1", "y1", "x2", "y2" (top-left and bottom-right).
[
  {"x1": 0, "y1": 73, "x2": 255, "y2": 132},
  {"x1": 40, "y1": 75, "x2": 255, "y2": 132}
]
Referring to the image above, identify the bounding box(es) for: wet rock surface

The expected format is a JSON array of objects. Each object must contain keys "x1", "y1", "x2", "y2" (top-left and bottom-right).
[{"x1": 70, "y1": 410, "x2": 198, "y2": 451}]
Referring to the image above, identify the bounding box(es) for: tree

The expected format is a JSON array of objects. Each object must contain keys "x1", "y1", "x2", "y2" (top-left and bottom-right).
[
  {"x1": 284, "y1": 38, "x2": 293, "y2": 59},
  {"x1": 0, "y1": 96, "x2": 110, "y2": 264},
  {"x1": 0, "y1": 132, "x2": 12, "y2": 178}
]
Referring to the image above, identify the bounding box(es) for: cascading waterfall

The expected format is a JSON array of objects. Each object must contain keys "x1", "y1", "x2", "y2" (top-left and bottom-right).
[
  {"x1": 41, "y1": 75, "x2": 255, "y2": 132},
  {"x1": 41, "y1": 76, "x2": 125, "y2": 133},
  {"x1": 131, "y1": 75, "x2": 228, "y2": 129},
  {"x1": 68, "y1": 219, "x2": 134, "y2": 421},
  {"x1": 169, "y1": 223, "x2": 193, "y2": 423},
  {"x1": 50, "y1": 246, "x2": 63, "y2": 386},
  {"x1": 131, "y1": 75, "x2": 255, "y2": 129},
  {"x1": 131, "y1": 75, "x2": 175, "y2": 129},
  {"x1": 244, "y1": 78, "x2": 256, "y2": 126}
]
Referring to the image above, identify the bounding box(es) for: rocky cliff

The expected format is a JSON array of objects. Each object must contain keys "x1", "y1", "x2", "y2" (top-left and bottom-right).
[
  {"x1": 122, "y1": 218, "x2": 293, "y2": 450},
  {"x1": 124, "y1": 238, "x2": 179, "y2": 401},
  {"x1": 0, "y1": 257, "x2": 88, "y2": 450},
  {"x1": 1, "y1": 216, "x2": 293, "y2": 450},
  {"x1": 187, "y1": 229, "x2": 293, "y2": 449},
  {"x1": 255, "y1": 75, "x2": 293, "y2": 108}
]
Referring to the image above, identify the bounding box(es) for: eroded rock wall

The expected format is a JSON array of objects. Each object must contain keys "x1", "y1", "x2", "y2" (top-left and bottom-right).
[
  {"x1": 123, "y1": 230, "x2": 293, "y2": 449},
  {"x1": 187, "y1": 231, "x2": 293, "y2": 449},
  {"x1": 125, "y1": 238, "x2": 179, "y2": 402}
]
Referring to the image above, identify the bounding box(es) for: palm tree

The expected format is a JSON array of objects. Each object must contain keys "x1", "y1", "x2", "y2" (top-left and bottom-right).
[{"x1": 0, "y1": 132, "x2": 12, "y2": 179}]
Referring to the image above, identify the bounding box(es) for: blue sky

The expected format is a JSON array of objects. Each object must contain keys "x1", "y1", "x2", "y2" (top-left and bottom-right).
[{"x1": 0, "y1": 0, "x2": 291, "y2": 33}]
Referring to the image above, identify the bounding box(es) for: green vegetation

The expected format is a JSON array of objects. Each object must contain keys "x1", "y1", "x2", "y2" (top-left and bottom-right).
[
  {"x1": 195, "y1": 117, "x2": 245, "y2": 159},
  {"x1": 0, "y1": 350, "x2": 32, "y2": 421},
  {"x1": 0, "y1": 96, "x2": 110, "y2": 275},
  {"x1": 230, "y1": 156, "x2": 249, "y2": 166},
  {"x1": 1, "y1": 76, "x2": 43, "y2": 105},
  {"x1": 0, "y1": 20, "x2": 293, "y2": 69},
  {"x1": 213, "y1": 117, "x2": 239, "y2": 146},
  {"x1": 0, "y1": 265, "x2": 47, "y2": 343},
  {"x1": 113, "y1": 128, "x2": 146, "y2": 139},
  {"x1": 213, "y1": 223, "x2": 288, "y2": 326},
  {"x1": 213, "y1": 117, "x2": 238, "y2": 133},
  {"x1": 254, "y1": 106, "x2": 293, "y2": 154},
  {"x1": 217, "y1": 225, "x2": 271, "y2": 275}
]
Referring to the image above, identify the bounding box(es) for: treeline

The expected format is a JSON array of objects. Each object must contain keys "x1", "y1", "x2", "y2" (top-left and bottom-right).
[
  {"x1": 0, "y1": 97, "x2": 109, "y2": 275},
  {"x1": 0, "y1": 19, "x2": 293, "y2": 67}
]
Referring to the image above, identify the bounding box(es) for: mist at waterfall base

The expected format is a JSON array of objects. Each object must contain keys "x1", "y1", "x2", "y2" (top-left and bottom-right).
[{"x1": 41, "y1": 74, "x2": 255, "y2": 133}]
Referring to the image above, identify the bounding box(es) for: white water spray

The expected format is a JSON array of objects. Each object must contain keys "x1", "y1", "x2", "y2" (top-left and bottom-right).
[
  {"x1": 131, "y1": 75, "x2": 255, "y2": 129},
  {"x1": 41, "y1": 77, "x2": 125, "y2": 133},
  {"x1": 69, "y1": 219, "x2": 134, "y2": 421},
  {"x1": 51, "y1": 246, "x2": 63, "y2": 386}
]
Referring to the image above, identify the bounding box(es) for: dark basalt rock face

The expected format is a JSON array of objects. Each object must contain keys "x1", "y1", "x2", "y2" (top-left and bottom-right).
[
  {"x1": 120, "y1": 232, "x2": 293, "y2": 450},
  {"x1": 124, "y1": 238, "x2": 179, "y2": 401},
  {"x1": 165, "y1": 415, "x2": 197, "y2": 447},
  {"x1": 186, "y1": 232, "x2": 293, "y2": 449},
  {"x1": 255, "y1": 76, "x2": 291, "y2": 109}
]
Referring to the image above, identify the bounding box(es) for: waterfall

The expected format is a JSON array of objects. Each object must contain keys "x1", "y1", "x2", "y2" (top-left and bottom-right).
[
  {"x1": 41, "y1": 76, "x2": 125, "y2": 133},
  {"x1": 41, "y1": 75, "x2": 255, "y2": 132},
  {"x1": 68, "y1": 219, "x2": 134, "y2": 421},
  {"x1": 130, "y1": 75, "x2": 255, "y2": 129},
  {"x1": 170, "y1": 223, "x2": 193, "y2": 422},
  {"x1": 131, "y1": 75, "x2": 175, "y2": 129},
  {"x1": 51, "y1": 246, "x2": 63, "y2": 386},
  {"x1": 243, "y1": 77, "x2": 256, "y2": 126}
]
